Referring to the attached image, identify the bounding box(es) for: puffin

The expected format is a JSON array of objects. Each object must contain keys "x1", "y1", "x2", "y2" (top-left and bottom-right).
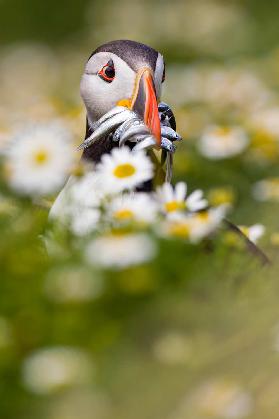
[
  {"x1": 80, "y1": 39, "x2": 168, "y2": 163},
  {"x1": 50, "y1": 40, "x2": 180, "y2": 220}
]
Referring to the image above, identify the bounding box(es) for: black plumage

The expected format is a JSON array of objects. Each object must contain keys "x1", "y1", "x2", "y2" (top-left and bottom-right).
[{"x1": 88, "y1": 40, "x2": 159, "y2": 73}]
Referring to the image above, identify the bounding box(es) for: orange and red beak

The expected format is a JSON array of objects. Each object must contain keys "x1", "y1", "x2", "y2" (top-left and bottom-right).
[{"x1": 130, "y1": 68, "x2": 161, "y2": 147}]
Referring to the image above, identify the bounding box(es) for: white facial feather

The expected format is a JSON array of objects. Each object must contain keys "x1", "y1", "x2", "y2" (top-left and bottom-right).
[
  {"x1": 80, "y1": 52, "x2": 136, "y2": 123},
  {"x1": 80, "y1": 51, "x2": 165, "y2": 124},
  {"x1": 154, "y1": 53, "x2": 165, "y2": 100}
]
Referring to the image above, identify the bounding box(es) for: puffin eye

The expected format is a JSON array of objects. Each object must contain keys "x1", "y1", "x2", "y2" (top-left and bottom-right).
[
  {"x1": 162, "y1": 66, "x2": 166, "y2": 83},
  {"x1": 98, "y1": 60, "x2": 115, "y2": 83}
]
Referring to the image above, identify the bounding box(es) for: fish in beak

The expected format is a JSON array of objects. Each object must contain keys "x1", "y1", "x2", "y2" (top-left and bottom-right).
[{"x1": 129, "y1": 68, "x2": 161, "y2": 147}]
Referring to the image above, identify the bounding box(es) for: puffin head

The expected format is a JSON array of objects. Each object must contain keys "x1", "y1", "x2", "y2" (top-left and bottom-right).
[{"x1": 80, "y1": 40, "x2": 165, "y2": 144}]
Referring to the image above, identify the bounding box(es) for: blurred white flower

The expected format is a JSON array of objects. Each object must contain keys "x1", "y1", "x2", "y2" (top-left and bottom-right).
[
  {"x1": 106, "y1": 192, "x2": 158, "y2": 225},
  {"x1": 49, "y1": 173, "x2": 104, "y2": 236},
  {"x1": 6, "y1": 123, "x2": 74, "y2": 196},
  {"x1": 22, "y1": 347, "x2": 93, "y2": 395},
  {"x1": 69, "y1": 172, "x2": 105, "y2": 208},
  {"x1": 70, "y1": 207, "x2": 100, "y2": 236},
  {"x1": 252, "y1": 178, "x2": 279, "y2": 202},
  {"x1": 189, "y1": 206, "x2": 227, "y2": 242},
  {"x1": 200, "y1": 382, "x2": 253, "y2": 418},
  {"x1": 169, "y1": 379, "x2": 253, "y2": 419},
  {"x1": 188, "y1": 379, "x2": 253, "y2": 419},
  {"x1": 249, "y1": 107, "x2": 279, "y2": 138},
  {"x1": 95, "y1": 147, "x2": 153, "y2": 193},
  {"x1": 49, "y1": 173, "x2": 101, "y2": 218},
  {"x1": 205, "y1": 70, "x2": 270, "y2": 112},
  {"x1": 238, "y1": 224, "x2": 265, "y2": 244},
  {"x1": 158, "y1": 214, "x2": 193, "y2": 240},
  {"x1": 156, "y1": 182, "x2": 208, "y2": 214},
  {"x1": 44, "y1": 266, "x2": 103, "y2": 303},
  {"x1": 159, "y1": 206, "x2": 227, "y2": 243},
  {"x1": 198, "y1": 126, "x2": 249, "y2": 159},
  {"x1": 165, "y1": 66, "x2": 270, "y2": 112},
  {"x1": 85, "y1": 233, "x2": 156, "y2": 269}
]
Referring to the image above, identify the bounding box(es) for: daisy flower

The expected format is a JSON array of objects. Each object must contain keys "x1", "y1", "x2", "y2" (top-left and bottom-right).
[
  {"x1": 189, "y1": 206, "x2": 227, "y2": 242},
  {"x1": 70, "y1": 207, "x2": 100, "y2": 237},
  {"x1": 49, "y1": 173, "x2": 103, "y2": 236},
  {"x1": 95, "y1": 146, "x2": 153, "y2": 194},
  {"x1": 49, "y1": 172, "x2": 104, "y2": 218},
  {"x1": 22, "y1": 347, "x2": 93, "y2": 395},
  {"x1": 238, "y1": 224, "x2": 265, "y2": 244},
  {"x1": 198, "y1": 125, "x2": 249, "y2": 160},
  {"x1": 6, "y1": 123, "x2": 74, "y2": 196},
  {"x1": 158, "y1": 214, "x2": 193, "y2": 240},
  {"x1": 106, "y1": 192, "x2": 158, "y2": 225},
  {"x1": 249, "y1": 107, "x2": 279, "y2": 138},
  {"x1": 252, "y1": 178, "x2": 279, "y2": 202},
  {"x1": 156, "y1": 182, "x2": 208, "y2": 214},
  {"x1": 69, "y1": 172, "x2": 105, "y2": 208},
  {"x1": 85, "y1": 232, "x2": 157, "y2": 269},
  {"x1": 159, "y1": 205, "x2": 227, "y2": 243}
]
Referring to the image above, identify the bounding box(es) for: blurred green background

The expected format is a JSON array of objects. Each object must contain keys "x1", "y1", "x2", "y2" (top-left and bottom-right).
[
  {"x1": 2, "y1": 0, "x2": 279, "y2": 57},
  {"x1": 1, "y1": 1, "x2": 279, "y2": 418}
]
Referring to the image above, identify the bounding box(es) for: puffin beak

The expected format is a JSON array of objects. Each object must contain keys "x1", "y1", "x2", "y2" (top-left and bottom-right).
[{"x1": 130, "y1": 68, "x2": 161, "y2": 146}]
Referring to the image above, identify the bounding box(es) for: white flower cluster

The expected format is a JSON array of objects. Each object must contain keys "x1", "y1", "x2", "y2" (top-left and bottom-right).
[
  {"x1": 4, "y1": 126, "x2": 228, "y2": 269},
  {"x1": 47, "y1": 146, "x2": 228, "y2": 268},
  {"x1": 48, "y1": 146, "x2": 215, "y2": 237}
]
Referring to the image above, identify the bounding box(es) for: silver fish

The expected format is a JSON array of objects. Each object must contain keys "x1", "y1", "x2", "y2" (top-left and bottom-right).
[
  {"x1": 161, "y1": 126, "x2": 182, "y2": 142},
  {"x1": 133, "y1": 136, "x2": 157, "y2": 151},
  {"x1": 112, "y1": 116, "x2": 141, "y2": 142},
  {"x1": 119, "y1": 124, "x2": 150, "y2": 146},
  {"x1": 161, "y1": 137, "x2": 176, "y2": 153},
  {"x1": 77, "y1": 109, "x2": 136, "y2": 150},
  {"x1": 89, "y1": 106, "x2": 128, "y2": 131}
]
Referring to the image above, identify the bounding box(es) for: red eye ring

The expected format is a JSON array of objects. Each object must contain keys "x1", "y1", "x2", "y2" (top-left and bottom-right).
[{"x1": 98, "y1": 60, "x2": 115, "y2": 83}]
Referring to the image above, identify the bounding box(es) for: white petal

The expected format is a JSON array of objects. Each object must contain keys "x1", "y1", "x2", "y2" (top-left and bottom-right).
[
  {"x1": 175, "y1": 182, "x2": 187, "y2": 201},
  {"x1": 186, "y1": 190, "x2": 208, "y2": 211},
  {"x1": 249, "y1": 224, "x2": 265, "y2": 243},
  {"x1": 162, "y1": 182, "x2": 174, "y2": 202}
]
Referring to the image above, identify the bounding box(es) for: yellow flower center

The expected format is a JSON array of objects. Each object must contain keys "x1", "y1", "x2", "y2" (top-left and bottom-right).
[
  {"x1": 215, "y1": 127, "x2": 231, "y2": 137},
  {"x1": 251, "y1": 131, "x2": 278, "y2": 160},
  {"x1": 165, "y1": 200, "x2": 186, "y2": 212},
  {"x1": 113, "y1": 163, "x2": 136, "y2": 178},
  {"x1": 114, "y1": 209, "x2": 134, "y2": 220},
  {"x1": 195, "y1": 211, "x2": 210, "y2": 223},
  {"x1": 33, "y1": 149, "x2": 49, "y2": 165},
  {"x1": 169, "y1": 222, "x2": 190, "y2": 238}
]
